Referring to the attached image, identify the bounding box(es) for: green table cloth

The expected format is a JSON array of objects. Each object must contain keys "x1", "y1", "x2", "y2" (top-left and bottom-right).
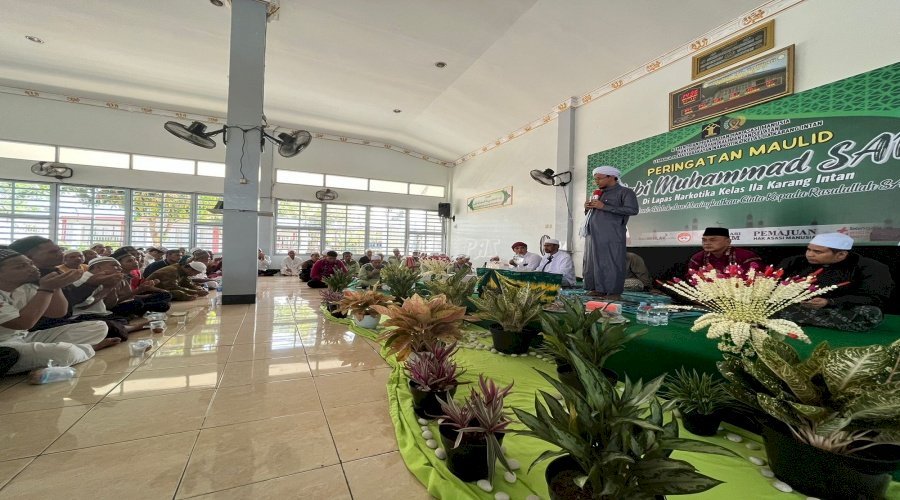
[
  {"x1": 476, "y1": 268, "x2": 562, "y2": 303},
  {"x1": 322, "y1": 309, "x2": 900, "y2": 499}
]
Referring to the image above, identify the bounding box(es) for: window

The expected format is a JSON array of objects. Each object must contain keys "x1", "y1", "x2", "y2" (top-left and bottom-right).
[
  {"x1": 0, "y1": 140, "x2": 55, "y2": 162},
  {"x1": 408, "y1": 210, "x2": 443, "y2": 254},
  {"x1": 195, "y1": 195, "x2": 224, "y2": 253},
  {"x1": 325, "y1": 175, "x2": 368, "y2": 190},
  {"x1": 0, "y1": 181, "x2": 52, "y2": 244},
  {"x1": 276, "y1": 170, "x2": 323, "y2": 186},
  {"x1": 367, "y1": 207, "x2": 407, "y2": 255},
  {"x1": 325, "y1": 204, "x2": 367, "y2": 254},
  {"x1": 275, "y1": 200, "x2": 323, "y2": 254},
  {"x1": 369, "y1": 179, "x2": 408, "y2": 194},
  {"x1": 409, "y1": 184, "x2": 445, "y2": 197},
  {"x1": 132, "y1": 155, "x2": 195, "y2": 174},
  {"x1": 57, "y1": 185, "x2": 127, "y2": 248},
  {"x1": 197, "y1": 162, "x2": 226, "y2": 178},
  {"x1": 58, "y1": 147, "x2": 130, "y2": 169},
  {"x1": 131, "y1": 191, "x2": 192, "y2": 249}
]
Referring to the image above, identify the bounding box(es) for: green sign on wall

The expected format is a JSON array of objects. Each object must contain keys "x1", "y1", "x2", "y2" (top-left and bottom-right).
[
  {"x1": 467, "y1": 186, "x2": 513, "y2": 212},
  {"x1": 588, "y1": 62, "x2": 900, "y2": 246}
]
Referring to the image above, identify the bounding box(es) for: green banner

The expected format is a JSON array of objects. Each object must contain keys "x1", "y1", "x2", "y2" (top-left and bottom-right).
[
  {"x1": 466, "y1": 186, "x2": 513, "y2": 212},
  {"x1": 588, "y1": 62, "x2": 900, "y2": 246}
]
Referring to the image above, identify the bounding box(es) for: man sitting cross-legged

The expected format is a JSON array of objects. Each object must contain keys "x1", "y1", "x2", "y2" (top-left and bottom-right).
[
  {"x1": 147, "y1": 261, "x2": 210, "y2": 301},
  {"x1": 0, "y1": 249, "x2": 113, "y2": 375}
]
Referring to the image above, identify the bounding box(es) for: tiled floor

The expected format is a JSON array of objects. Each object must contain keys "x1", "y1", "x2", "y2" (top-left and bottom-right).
[{"x1": 0, "y1": 278, "x2": 431, "y2": 499}]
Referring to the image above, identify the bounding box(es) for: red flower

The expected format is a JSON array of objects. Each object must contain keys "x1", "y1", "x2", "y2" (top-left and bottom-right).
[{"x1": 787, "y1": 332, "x2": 799, "y2": 339}]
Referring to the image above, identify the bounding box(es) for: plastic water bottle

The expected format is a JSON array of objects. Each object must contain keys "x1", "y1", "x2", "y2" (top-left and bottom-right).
[
  {"x1": 636, "y1": 302, "x2": 648, "y2": 324},
  {"x1": 656, "y1": 304, "x2": 669, "y2": 326},
  {"x1": 28, "y1": 362, "x2": 76, "y2": 385},
  {"x1": 216, "y1": 282, "x2": 223, "y2": 293},
  {"x1": 647, "y1": 304, "x2": 660, "y2": 326}
]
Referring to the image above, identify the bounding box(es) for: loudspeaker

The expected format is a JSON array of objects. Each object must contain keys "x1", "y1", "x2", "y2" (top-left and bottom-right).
[{"x1": 438, "y1": 203, "x2": 451, "y2": 218}]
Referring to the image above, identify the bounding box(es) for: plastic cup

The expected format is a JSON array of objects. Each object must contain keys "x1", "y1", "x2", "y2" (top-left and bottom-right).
[
  {"x1": 149, "y1": 320, "x2": 167, "y2": 334},
  {"x1": 129, "y1": 340, "x2": 152, "y2": 357}
]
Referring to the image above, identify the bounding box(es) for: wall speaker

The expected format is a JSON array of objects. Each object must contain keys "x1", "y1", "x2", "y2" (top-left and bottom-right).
[{"x1": 438, "y1": 203, "x2": 451, "y2": 218}]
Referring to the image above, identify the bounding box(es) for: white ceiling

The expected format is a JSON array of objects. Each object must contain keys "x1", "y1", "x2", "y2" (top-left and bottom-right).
[{"x1": 0, "y1": 0, "x2": 765, "y2": 162}]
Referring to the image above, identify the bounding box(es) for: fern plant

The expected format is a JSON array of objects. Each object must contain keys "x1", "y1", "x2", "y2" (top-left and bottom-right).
[
  {"x1": 322, "y1": 268, "x2": 353, "y2": 292},
  {"x1": 469, "y1": 281, "x2": 544, "y2": 333},
  {"x1": 380, "y1": 262, "x2": 421, "y2": 301},
  {"x1": 661, "y1": 367, "x2": 732, "y2": 416},
  {"x1": 423, "y1": 267, "x2": 477, "y2": 307}
]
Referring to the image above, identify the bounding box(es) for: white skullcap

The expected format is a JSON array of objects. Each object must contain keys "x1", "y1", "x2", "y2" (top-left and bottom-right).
[
  {"x1": 188, "y1": 261, "x2": 207, "y2": 272},
  {"x1": 592, "y1": 165, "x2": 621, "y2": 178},
  {"x1": 810, "y1": 232, "x2": 853, "y2": 250},
  {"x1": 87, "y1": 256, "x2": 119, "y2": 268},
  {"x1": 545, "y1": 238, "x2": 560, "y2": 245},
  {"x1": 371, "y1": 254, "x2": 384, "y2": 261}
]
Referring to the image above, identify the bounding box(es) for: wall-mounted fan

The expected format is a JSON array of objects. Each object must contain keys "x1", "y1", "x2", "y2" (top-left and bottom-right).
[
  {"x1": 207, "y1": 200, "x2": 273, "y2": 217},
  {"x1": 31, "y1": 161, "x2": 74, "y2": 180},
  {"x1": 315, "y1": 188, "x2": 338, "y2": 201}
]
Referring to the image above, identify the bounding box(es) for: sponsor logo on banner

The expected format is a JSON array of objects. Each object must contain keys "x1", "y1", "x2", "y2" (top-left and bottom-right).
[{"x1": 677, "y1": 232, "x2": 693, "y2": 243}]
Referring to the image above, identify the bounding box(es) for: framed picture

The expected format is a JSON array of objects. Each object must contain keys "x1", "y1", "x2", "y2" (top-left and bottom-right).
[
  {"x1": 669, "y1": 45, "x2": 794, "y2": 130},
  {"x1": 692, "y1": 20, "x2": 775, "y2": 79}
]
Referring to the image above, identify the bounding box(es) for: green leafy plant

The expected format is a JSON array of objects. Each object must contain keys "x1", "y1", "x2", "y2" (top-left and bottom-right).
[
  {"x1": 718, "y1": 337, "x2": 900, "y2": 455},
  {"x1": 371, "y1": 293, "x2": 466, "y2": 360},
  {"x1": 661, "y1": 367, "x2": 733, "y2": 416},
  {"x1": 514, "y1": 344, "x2": 735, "y2": 499},
  {"x1": 380, "y1": 262, "x2": 421, "y2": 301},
  {"x1": 419, "y1": 256, "x2": 453, "y2": 279},
  {"x1": 338, "y1": 289, "x2": 395, "y2": 321},
  {"x1": 539, "y1": 297, "x2": 644, "y2": 367},
  {"x1": 469, "y1": 281, "x2": 544, "y2": 333},
  {"x1": 322, "y1": 268, "x2": 354, "y2": 292},
  {"x1": 423, "y1": 267, "x2": 477, "y2": 308}
]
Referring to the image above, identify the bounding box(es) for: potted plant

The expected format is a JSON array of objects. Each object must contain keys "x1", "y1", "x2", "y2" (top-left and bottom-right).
[
  {"x1": 423, "y1": 267, "x2": 477, "y2": 310},
  {"x1": 338, "y1": 289, "x2": 394, "y2": 329},
  {"x1": 320, "y1": 289, "x2": 346, "y2": 318},
  {"x1": 660, "y1": 367, "x2": 732, "y2": 436},
  {"x1": 406, "y1": 341, "x2": 465, "y2": 418},
  {"x1": 322, "y1": 268, "x2": 354, "y2": 292},
  {"x1": 514, "y1": 349, "x2": 736, "y2": 500},
  {"x1": 380, "y1": 262, "x2": 421, "y2": 302},
  {"x1": 419, "y1": 256, "x2": 453, "y2": 281},
  {"x1": 437, "y1": 375, "x2": 514, "y2": 484},
  {"x1": 371, "y1": 293, "x2": 466, "y2": 361},
  {"x1": 718, "y1": 337, "x2": 900, "y2": 499},
  {"x1": 469, "y1": 281, "x2": 544, "y2": 354}
]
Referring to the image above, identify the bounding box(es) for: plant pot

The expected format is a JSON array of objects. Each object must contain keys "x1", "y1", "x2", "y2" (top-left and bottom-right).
[
  {"x1": 489, "y1": 324, "x2": 536, "y2": 354},
  {"x1": 439, "y1": 424, "x2": 505, "y2": 482},
  {"x1": 326, "y1": 303, "x2": 346, "y2": 318},
  {"x1": 409, "y1": 381, "x2": 456, "y2": 418},
  {"x1": 546, "y1": 456, "x2": 593, "y2": 500},
  {"x1": 762, "y1": 423, "x2": 900, "y2": 500},
  {"x1": 354, "y1": 314, "x2": 380, "y2": 329},
  {"x1": 679, "y1": 410, "x2": 721, "y2": 436}
]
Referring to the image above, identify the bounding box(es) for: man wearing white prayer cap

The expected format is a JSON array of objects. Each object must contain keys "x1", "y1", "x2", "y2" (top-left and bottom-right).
[
  {"x1": 775, "y1": 232, "x2": 893, "y2": 331},
  {"x1": 581, "y1": 165, "x2": 639, "y2": 298},
  {"x1": 145, "y1": 260, "x2": 210, "y2": 301},
  {"x1": 536, "y1": 238, "x2": 575, "y2": 286}
]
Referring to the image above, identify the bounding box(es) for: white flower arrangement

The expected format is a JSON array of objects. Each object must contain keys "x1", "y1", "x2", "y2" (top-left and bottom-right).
[{"x1": 662, "y1": 264, "x2": 841, "y2": 356}]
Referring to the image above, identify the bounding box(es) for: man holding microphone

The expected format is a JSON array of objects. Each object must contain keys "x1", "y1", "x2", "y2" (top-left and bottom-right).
[{"x1": 582, "y1": 165, "x2": 639, "y2": 299}]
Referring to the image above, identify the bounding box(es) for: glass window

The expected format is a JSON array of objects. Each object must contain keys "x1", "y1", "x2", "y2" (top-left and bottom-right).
[
  {"x1": 409, "y1": 184, "x2": 445, "y2": 197},
  {"x1": 131, "y1": 191, "x2": 192, "y2": 249},
  {"x1": 58, "y1": 147, "x2": 129, "y2": 169},
  {"x1": 369, "y1": 179, "x2": 408, "y2": 194},
  {"x1": 0, "y1": 180, "x2": 53, "y2": 244},
  {"x1": 197, "y1": 161, "x2": 226, "y2": 178},
  {"x1": 324, "y1": 204, "x2": 367, "y2": 254},
  {"x1": 274, "y1": 200, "x2": 323, "y2": 254},
  {"x1": 408, "y1": 209, "x2": 443, "y2": 254},
  {"x1": 0, "y1": 140, "x2": 55, "y2": 162},
  {"x1": 132, "y1": 155, "x2": 195, "y2": 174},
  {"x1": 325, "y1": 175, "x2": 368, "y2": 190},
  {"x1": 276, "y1": 170, "x2": 323, "y2": 186},
  {"x1": 367, "y1": 207, "x2": 407, "y2": 255},
  {"x1": 57, "y1": 185, "x2": 127, "y2": 248},
  {"x1": 195, "y1": 194, "x2": 224, "y2": 253}
]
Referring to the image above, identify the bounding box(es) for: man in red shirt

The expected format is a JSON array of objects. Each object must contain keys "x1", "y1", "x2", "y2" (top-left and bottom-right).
[
  {"x1": 688, "y1": 227, "x2": 761, "y2": 273},
  {"x1": 308, "y1": 251, "x2": 348, "y2": 289}
]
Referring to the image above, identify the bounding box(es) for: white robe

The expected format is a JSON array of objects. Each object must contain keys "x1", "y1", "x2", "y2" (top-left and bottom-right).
[
  {"x1": 536, "y1": 251, "x2": 576, "y2": 286},
  {"x1": 280, "y1": 256, "x2": 303, "y2": 276}
]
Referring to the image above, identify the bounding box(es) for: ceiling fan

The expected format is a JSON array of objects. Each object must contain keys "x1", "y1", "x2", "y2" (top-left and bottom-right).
[
  {"x1": 530, "y1": 168, "x2": 571, "y2": 186},
  {"x1": 31, "y1": 161, "x2": 74, "y2": 180},
  {"x1": 315, "y1": 188, "x2": 338, "y2": 201},
  {"x1": 164, "y1": 120, "x2": 312, "y2": 158}
]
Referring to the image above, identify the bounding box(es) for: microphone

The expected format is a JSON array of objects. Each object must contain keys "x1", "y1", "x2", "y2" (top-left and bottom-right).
[{"x1": 592, "y1": 189, "x2": 602, "y2": 201}]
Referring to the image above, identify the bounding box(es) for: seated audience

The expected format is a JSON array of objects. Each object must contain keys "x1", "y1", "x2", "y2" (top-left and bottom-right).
[
  {"x1": 536, "y1": 238, "x2": 576, "y2": 287},
  {"x1": 776, "y1": 233, "x2": 894, "y2": 332},
  {"x1": 58, "y1": 249, "x2": 88, "y2": 272},
  {"x1": 341, "y1": 251, "x2": 360, "y2": 276},
  {"x1": 624, "y1": 252, "x2": 652, "y2": 291},
  {"x1": 300, "y1": 252, "x2": 320, "y2": 282},
  {"x1": 308, "y1": 251, "x2": 348, "y2": 288},
  {"x1": 82, "y1": 249, "x2": 98, "y2": 263},
  {"x1": 0, "y1": 249, "x2": 113, "y2": 374},
  {"x1": 497, "y1": 241, "x2": 541, "y2": 271},
  {"x1": 281, "y1": 250, "x2": 303, "y2": 276},
  {"x1": 388, "y1": 248, "x2": 403, "y2": 266},
  {"x1": 183, "y1": 250, "x2": 218, "y2": 288},
  {"x1": 147, "y1": 261, "x2": 210, "y2": 301},
  {"x1": 143, "y1": 248, "x2": 183, "y2": 278},
  {"x1": 143, "y1": 246, "x2": 165, "y2": 271},
  {"x1": 90, "y1": 243, "x2": 108, "y2": 256},
  {"x1": 688, "y1": 227, "x2": 761, "y2": 273},
  {"x1": 358, "y1": 254, "x2": 385, "y2": 287},
  {"x1": 258, "y1": 248, "x2": 278, "y2": 276},
  {"x1": 358, "y1": 249, "x2": 373, "y2": 266},
  {"x1": 111, "y1": 252, "x2": 172, "y2": 315}
]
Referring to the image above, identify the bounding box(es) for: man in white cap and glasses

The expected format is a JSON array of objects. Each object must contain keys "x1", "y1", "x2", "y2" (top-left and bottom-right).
[
  {"x1": 581, "y1": 165, "x2": 639, "y2": 299},
  {"x1": 536, "y1": 239, "x2": 575, "y2": 287},
  {"x1": 775, "y1": 232, "x2": 893, "y2": 331}
]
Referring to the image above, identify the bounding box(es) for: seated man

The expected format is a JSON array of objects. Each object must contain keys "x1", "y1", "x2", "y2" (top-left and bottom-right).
[
  {"x1": 688, "y1": 227, "x2": 761, "y2": 273},
  {"x1": 82, "y1": 249, "x2": 98, "y2": 264},
  {"x1": 280, "y1": 250, "x2": 303, "y2": 276},
  {"x1": 68, "y1": 257, "x2": 153, "y2": 335},
  {"x1": 776, "y1": 233, "x2": 894, "y2": 332},
  {"x1": 143, "y1": 246, "x2": 166, "y2": 271},
  {"x1": 143, "y1": 248, "x2": 183, "y2": 278},
  {"x1": 111, "y1": 252, "x2": 172, "y2": 315},
  {"x1": 341, "y1": 251, "x2": 360, "y2": 276},
  {"x1": 0, "y1": 249, "x2": 113, "y2": 374},
  {"x1": 506, "y1": 241, "x2": 542, "y2": 271},
  {"x1": 536, "y1": 238, "x2": 575, "y2": 287},
  {"x1": 58, "y1": 250, "x2": 88, "y2": 272},
  {"x1": 452, "y1": 255, "x2": 472, "y2": 273},
  {"x1": 357, "y1": 254, "x2": 385, "y2": 287},
  {"x1": 624, "y1": 252, "x2": 653, "y2": 291},
  {"x1": 388, "y1": 248, "x2": 404, "y2": 266},
  {"x1": 147, "y1": 261, "x2": 210, "y2": 301},
  {"x1": 308, "y1": 251, "x2": 348, "y2": 288},
  {"x1": 299, "y1": 252, "x2": 320, "y2": 282},
  {"x1": 258, "y1": 249, "x2": 278, "y2": 276},
  {"x1": 358, "y1": 249, "x2": 373, "y2": 266},
  {"x1": 182, "y1": 250, "x2": 218, "y2": 288}
]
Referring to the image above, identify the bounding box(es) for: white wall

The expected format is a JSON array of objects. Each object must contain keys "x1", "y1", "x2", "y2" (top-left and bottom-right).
[
  {"x1": 452, "y1": 0, "x2": 900, "y2": 274},
  {"x1": 449, "y1": 121, "x2": 558, "y2": 264}
]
